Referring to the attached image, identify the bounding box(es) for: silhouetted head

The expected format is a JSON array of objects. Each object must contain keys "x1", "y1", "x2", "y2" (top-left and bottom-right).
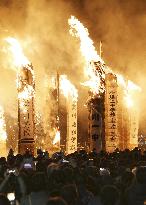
[
  {"x1": 31, "y1": 172, "x2": 46, "y2": 192},
  {"x1": 47, "y1": 197, "x2": 68, "y2": 205},
  {"x1": 60, "y1": 184, "x2": 78, "y2": 205},
  {"x1": 136, "y1": 166, "x2": 146, "y2": 184},
  {"x1": 0, "y1": 194, "x2": 10, "y2": 205},
  {"x1": 100, "y1": 185, "x2": 120, "y2": 205},
  {"x1": 121, "y1": 171, "x2": 135, "y2": 186}
]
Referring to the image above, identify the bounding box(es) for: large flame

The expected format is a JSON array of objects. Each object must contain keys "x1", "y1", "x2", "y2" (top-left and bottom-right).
[
  {"x1": 69, "y1": 16, "x2": 141, "y2": 107},
  {"x1": 6, "y1": 37, "x2": 35, "y2": 113},
  {"x1": 5, "y1": 37, "x2": 30, "y2": 67},
  {"x1": 0, "y1": 105, "x2": 7, "y2": 141},
  {"x1": 53, "y1": 128, "x2": 60, "y2": 145},
  {"x1": 60, "y1": 75, "x2": 78, "y2": 99},
  {"x1": 69, "y1": 16, "x2": 103, "y2": 63},
  {"x1": 68, "y1": 16, "x2": 106, "y2": 95}
]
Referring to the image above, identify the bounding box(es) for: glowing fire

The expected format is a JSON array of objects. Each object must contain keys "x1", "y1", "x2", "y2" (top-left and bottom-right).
[
  {"x1": 5, "y1": 37, "x2": 30, "y2": 67},
  {"x1": 52, "y1": 75, "x2": 77, "y2": 145},
  {"x1": 127, "y1": 80, "x2": 141, "y2": 92},
  {"x1": 5, "y1": 37, "x2": 34, "y2": 76},
  {"x1": 68, "y1": 16, "x2": 106, "y2": 95},
  {"x1": 125, "y1": 95, "x2": 133, "y2": 108},
  {"x1": 69, "y1": 16, "x2": 141, "y2": 106},
  {"x1": 117, "y1": 74, "x2": 141, "y2": 108},
  {"x1": 18, "y1": 85, "x2": 34, "y2": 100},
  {"x1": 0, "y1": 105, "x2": 7, "y2": 141},
  {"x1": 69, "y1": 16, "x2": 103, "y2": 62},
  {"x1": 18, "y1": 83, "x2": 35, "y2": 113},
  {"x1": 53, "y1": 128, "x2": 60, "y2": 145},
  {"x1": 60, "y1": 75, "x2": 78, "y2": 99},
  {"x1": 6, "y1": 37, "x2": 35, "y2": 113}
]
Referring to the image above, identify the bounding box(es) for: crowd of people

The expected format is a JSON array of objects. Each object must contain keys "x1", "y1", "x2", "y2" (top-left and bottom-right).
[{"x1": 0, "y1": 148, "x2": 146, "y2": 205}]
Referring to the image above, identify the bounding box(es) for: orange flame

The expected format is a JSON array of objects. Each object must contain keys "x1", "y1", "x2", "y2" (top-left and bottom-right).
[
  {"x1": 68, "y1": 16, "x2": 106, "y2": 95},
  {"x1": 69, "y1": 16, "x2": 141, "y2": 105},
  {"x1": 5, "y1": 37, "x2": 30, "y2": 67},
  {"x1": 18, "y1": 85, "x2": 34, "y2": 100},
  {"x1": 60, "y1": 75, "x2": 78, "y2": 99},
  {"x1": 69, "y1": 16, "x2": 103, "y2": 63},
  {"x1": 53, "y1": 128, "x2": 60, "y2": 145},
  {"x1": 6, "y1": 37, "x2": 35, "y2": 113},
  {"x1": 18, "y1": 84, "x2": 35, "y2": 113},
  {"x1": 117, "y1": 74, "x2": 141, "y2": 108}
]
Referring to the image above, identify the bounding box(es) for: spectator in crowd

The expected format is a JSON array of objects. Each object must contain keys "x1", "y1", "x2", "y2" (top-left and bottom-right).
[
  {"x1": 100, "y1": 185, "x2": 120, "y2": 205},
  {"x1": 124, "y1": 166, "x2": 146, "y2": 205},
  {"x1": 0, "y1": 148, "x2": 146, "y2": 205},
  {"x1": 0, "y1": 194, "x2": 10, "y2": 205},
  {"x1": 20, "y1": 172, "x2": 48, "y2": 205}
]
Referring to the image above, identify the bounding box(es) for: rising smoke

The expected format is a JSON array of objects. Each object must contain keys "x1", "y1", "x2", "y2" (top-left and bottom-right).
[{"x1": 0, "y1": 0, "x2": 146, "y2": 143}]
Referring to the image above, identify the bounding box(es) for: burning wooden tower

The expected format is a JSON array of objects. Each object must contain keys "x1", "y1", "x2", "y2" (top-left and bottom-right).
[
  {"x1": 105, "y1": 73, "x2": 140, "y2": 152},
  {"x1": 104, "y1": 73, "x2": 118, "y2": 152},
  {"x1": 60, "y1": 75, "x2": 78, "y2": 154},
  {"x1": 66, "y1": 86, "x2": 78, "y2": 154},
  {"x1": 116, "y1": 76, "x2": 140, "y2": 150},
  {"x1": 86, "y1": 61, "x2": 105, "y2": 153},
  {"x1": 69, "y1": 16, "x2": 141, "y2": 153},
  {"x1": 18, "y1": 65, "x2": 35, "y2": 154},
  {"x1": 87, "y1": 95, "x2": 105, "y2": 152},
  {"x1": 68, "y1": 17, "x2": 106, "y2": 152},
  {"x1": 6, "y1": 37, "x2": 35, "y2": 154}
]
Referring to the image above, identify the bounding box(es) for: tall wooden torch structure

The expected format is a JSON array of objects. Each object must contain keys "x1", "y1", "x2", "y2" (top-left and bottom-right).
[
  {"x1": 66, "y1": 92, "x2": 77, "y2": 154},
  {"x1": 59, "y1": 75, "x2": 78, "y2": 154},
  {"x1": 5, "y1": 37, "x2": 36, "y2": 154},
  {"x1": 104, "y1": 73, "x2": 118, "y2": 152},
  {"x1": 87, "y1": 61, "x2": 105, "y2": 153},
  {"x1": 18, "y1": 65, "x2": 35, "y2": 154},
  {"x1": 88, "y1": 95, "x2": 104, "y2": 152}
]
